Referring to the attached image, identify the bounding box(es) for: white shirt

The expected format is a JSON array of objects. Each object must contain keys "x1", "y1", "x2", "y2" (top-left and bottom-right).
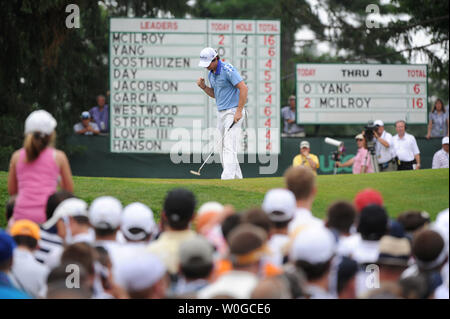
[
  {"x1": 288, "y1": 208, "x2": 324, "y2": 236},
  {"x1": 336, "y1": 233, "x2": 361, "y2": 257},
  {"x1": 11, "y1": 248, "x2": 49, "y2": 298},
  {"x1": 197, "y1": 271, "x2": 258, "y2": 299},
  {"x1": 305, "y1": 284, "x2": 336, "y2": 299},
  {"x1": 432, "y1": 149, "x2": 449, "y2": 169},
  {"x1": 71, "y1": 230, "x2": 96, "y2": 244},
  {"x1": 392, "y1": 132, "x2": 420, "y2": 162},
  {"x1": 351, "y1": 239, "x2": 380, "y2": 265},
  {"x1": 375, "y1": 130, "x2": 394, "y2": 164},
  {"x1": 267, "y1": 234, "x2": 290, "y2": 266},
  {"x1": 94, "y1": 240, "x2": 125, "y2": 282}
]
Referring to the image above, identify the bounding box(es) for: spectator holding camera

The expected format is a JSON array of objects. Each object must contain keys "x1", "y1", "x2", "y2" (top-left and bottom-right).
[
  {"x1": 426, "y1": 98, "x2": 449, "y2": 139},
  {"x1": 392, "y1": 120, "x2": 421, "y2": 170},
  {"x1": 336, "y1": 134, "x2": 373, "y2": 174},
  {"x1": 74, "y1": 111, "x2": 100, "y2": 136},
  {"x1": 373, "y1": 120, "x2": 396, "y2": 172}
]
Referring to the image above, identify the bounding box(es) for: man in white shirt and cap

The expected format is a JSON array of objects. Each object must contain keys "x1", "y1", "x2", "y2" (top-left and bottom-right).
[
  {"x1": 262, "y1": 188, "x2": 297, "y2": 266},
  {"x1": 392, "y1": 120, "x2": 421, "y2": 170},
  {"x1": 373, "y1": 120, "x2": 396, "y2": 172},
  {"x1": 432, "y1": 136, "x2": 449, "y2": 169},
  {"x1": 42, "y1": 198, "x2": 95, "y2": 245},
  {"x1": 115, "y1": 253, "x2": 168, "y2": 299},
  {"x1": 289, "y1": 226, "x2": 337, "y2": 299},
  {"x1": 89, "y1": 196, "x2": 124, "y2": 280}
]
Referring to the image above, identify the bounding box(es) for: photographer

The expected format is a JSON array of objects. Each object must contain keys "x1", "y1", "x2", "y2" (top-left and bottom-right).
[
  {"x1": 373, "y1": 120, "x2": 396, "y2": 172},
  {"x1": 336, "y1": 134, "x2": 373, "y2": 174}
]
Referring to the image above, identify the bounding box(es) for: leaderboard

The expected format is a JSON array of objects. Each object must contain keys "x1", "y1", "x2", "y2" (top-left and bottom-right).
[
  {"x1": 110, "y1": 18, "x2": 280, "y2": 154},
  {"x1": 296, "y1": 64, "x2": 428, "y2": 124}
]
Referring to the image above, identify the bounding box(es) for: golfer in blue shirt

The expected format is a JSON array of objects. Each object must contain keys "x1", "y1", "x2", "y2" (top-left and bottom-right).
[{"x1": 197, "y1": 47, "x2": 248, "y2": 179}]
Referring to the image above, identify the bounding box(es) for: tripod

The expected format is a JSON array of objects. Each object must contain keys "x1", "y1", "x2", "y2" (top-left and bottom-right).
[{"x1": 365, "y1": 143, "x2": 379, "y2": 173}]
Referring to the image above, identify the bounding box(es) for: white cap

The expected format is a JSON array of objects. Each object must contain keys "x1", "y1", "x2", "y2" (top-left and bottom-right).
[
  {"x1": 121, "y1": 202, "x2": 156, "y2": 241},
  {"x1": 290, "y1": 226, "x2": 336, "y2": 264},
  {"x1": 198, "y1": 47, "x2": 218, "y2": 67},
  {"x1": 442, "y1": 136, "x2": 449, "y2": 145},
  {"x1": 81, "y1": 111, "x2": 91, "y2": 119},
  {"x1": 300, "y1": 141, "x2": 310, "y2": 149},
  {"x1": 89, "y1": 196, "x2": 122, "y2": 230},
  {"x1": 198, "y1": 201, "x2": 224, "y2": 216},
  {"x1": 355, "y1": 133, "x2": 364, "y2": 140},
  {"x1": 24, "y1": 110, "x2": 57, "y2": 135},
  {"x1": 116, "y1": 253, "x2": 166, "y2": 292},
  {"x1": 374, "y1": 120, "x2": 384, "y2": 127},
  {"x1": 262, "y1": 189, "x2": 296, "y2": 222},
  {"x1": 179, "y1": 235, "x2": 214, "y2": 267},
  {"x1": 42, "y1": 198, "x2": 88, "y2": 229}
]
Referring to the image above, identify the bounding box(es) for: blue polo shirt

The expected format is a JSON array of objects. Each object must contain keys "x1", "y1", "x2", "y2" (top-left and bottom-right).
[{"x1": 208, "y1": 60, "x2": 243, "y2": 111}]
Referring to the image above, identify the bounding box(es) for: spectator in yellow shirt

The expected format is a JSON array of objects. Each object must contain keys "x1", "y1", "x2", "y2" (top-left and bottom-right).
[{"x1": 292, "y1": 141, "x2": 320, "y2": 175}]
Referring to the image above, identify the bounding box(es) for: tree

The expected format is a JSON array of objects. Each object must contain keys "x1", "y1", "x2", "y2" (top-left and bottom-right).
[{"x1": 0, "y1": 0, "x2": 191, "y2": 170}]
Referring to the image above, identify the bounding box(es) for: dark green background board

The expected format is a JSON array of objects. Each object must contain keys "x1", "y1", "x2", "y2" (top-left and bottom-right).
[{"x1": 67, "y1": 135, "x2": 443, "y2": 178}]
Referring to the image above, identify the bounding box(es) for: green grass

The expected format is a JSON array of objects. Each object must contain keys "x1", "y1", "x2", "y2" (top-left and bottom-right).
[{"x1": 1, "y1": 169, "x2": 448, "y2": 228}]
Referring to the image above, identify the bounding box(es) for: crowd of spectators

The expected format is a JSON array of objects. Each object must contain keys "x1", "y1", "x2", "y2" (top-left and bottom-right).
[
  {"x1": 1, "y1": 109, "x2": 448, "y2": 300},
  {"x1": 1, "y1": 165, "x2": 448, "y2": 299}
]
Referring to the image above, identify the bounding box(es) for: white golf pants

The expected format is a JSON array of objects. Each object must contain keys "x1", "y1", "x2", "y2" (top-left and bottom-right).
[{"x1": 217, "y1": 107, "x2": 243, "y2": 180}]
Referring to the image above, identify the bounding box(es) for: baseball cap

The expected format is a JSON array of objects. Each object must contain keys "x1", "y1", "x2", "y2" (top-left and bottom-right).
[
  {"x1": 116, "y1": 253, "x2": 166, "y2": 292},
  {"x1": 179, "y1": 235, "x2": 214, "y2": 268},
  {"x1": 24, "y1": 110, "x2": 57, "y2": 135},
  {"x1": 198, "y1": 47, "x2": 218, "y2": 67},
  {"x1": 89, "y1": 196, "x2": 123, "y2": 230},
  {"x1": 10, "y1": 220, "x2": 41, "y2": 241},
  {"x1": 290, "y1": 226, "x2": 336, "y2": 264},
  {"x1": 262, "y1": 189, "x2": 296, "y2": 223},
  {"x1": 354, "y1": 188, "x2": 384, "y2": 212},
  {"x1": 0, "y1": 231, "x2": 16, "y2": 263},
  {"x1": 81, "y1": 111, "x2": 91, "y2": 119},
  {"x1": 195, "y1": 201, "x2": 224, "y2": 232},
  {"x1": 43, "y1": 198, "x2": 89, "y2": 230},
  {"x1": 355, "y1": 134, "x2": 364, "y2": 140},
  {"x1": 289, "y1": 95, "x2": 296, "y2": 100},
  {"x1": 300, "y1": 141, "x2": 310, "y2": 149},
  {"x1": 442, "y1": 136, "x2": 449, "y2": 145},
  {"x1": 121, "y1": 202, "x2": 156, "y2": 241},
  {"x1": 374, "y1": 120, "x2": 384, "y2": 127},
  {"x1": 377, "y1": 235, "x2": 411, "y2": 267},
  {"x1": 357, "y1": 204, "x2": 388, "y2": 240},
  {"x1": 163, "y1": 188, "x2": 196, "y2": 225},
  {"x1": 397, "y1": 210, "x2": 430, "y2": 233},
  {"x1": 228, "y1": 224, "x2": 269, "y2": 265}
]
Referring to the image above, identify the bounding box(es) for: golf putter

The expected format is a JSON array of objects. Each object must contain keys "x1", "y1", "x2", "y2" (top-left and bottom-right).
[{"x1": 190, "y1": 122, "x2": 236, "y2": 176}]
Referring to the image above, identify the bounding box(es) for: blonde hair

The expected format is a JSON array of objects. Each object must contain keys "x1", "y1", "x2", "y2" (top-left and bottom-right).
[
  {"x1": 23, "y1": 132, "x2": 56, "y2": 162},
  {"x1": 284, "y1": 166, "x2": 316, "y2": 200}
]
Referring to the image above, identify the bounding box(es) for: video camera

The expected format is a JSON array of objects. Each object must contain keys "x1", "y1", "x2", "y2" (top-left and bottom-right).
[
  {"x1": 364, "y1": 121, "x2": 377, "y2": 142},
  {"x1": 364, "y1": 121, "x2": 378, "y2": 154},
  {"x1": 325, "y1": 137, "x2": 345, "y2": 162}
]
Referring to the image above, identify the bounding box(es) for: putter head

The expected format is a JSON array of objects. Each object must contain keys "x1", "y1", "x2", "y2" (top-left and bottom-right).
[{"x1": 190, "y1": 170, "x2": 201, "y2": 176}]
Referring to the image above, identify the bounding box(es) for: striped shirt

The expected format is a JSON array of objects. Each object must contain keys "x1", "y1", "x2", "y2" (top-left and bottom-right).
[
  {"x1": 34, "y1": 227, "x2": 63, "y2": 266},
  {"x1": 432, "y1": 149, "x2": 449, "y2": 169}
]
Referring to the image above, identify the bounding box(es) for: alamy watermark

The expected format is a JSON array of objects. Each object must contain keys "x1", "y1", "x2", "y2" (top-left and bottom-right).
[
  {"x1": 65, "y1": 264, "x2": 81, "y2": 289},
  {"x1": 366, "y1": 4, "x2": 380, "y2": 29},
  {"x1": 65, "y1": 4, "x2": 80, "y2": 29}
]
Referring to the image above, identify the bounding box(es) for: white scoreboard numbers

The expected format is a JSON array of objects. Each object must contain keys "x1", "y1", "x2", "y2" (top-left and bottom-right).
[
  {"x1": 110, "y1": 18, "x2": 280, "y2": 154},
  {"x1": 296, "y1": 64, "x2": 428, "y2": 124}
]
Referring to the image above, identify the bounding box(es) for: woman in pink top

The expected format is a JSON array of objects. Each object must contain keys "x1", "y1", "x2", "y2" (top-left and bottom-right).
[
  {"x1": 8, "y1": 110, "x2": 74, "y2": 224},
  {"x1": 336, "y1": 133, "x2": 374, "y2": 174}
]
